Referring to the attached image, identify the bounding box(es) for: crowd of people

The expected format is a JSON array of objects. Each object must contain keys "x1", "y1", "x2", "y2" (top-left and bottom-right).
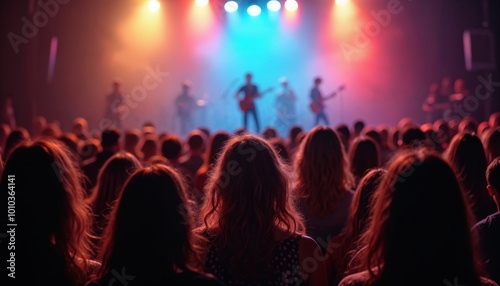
[{"x1": 1, "y1": 112, "x2": 500, "y2": 286}]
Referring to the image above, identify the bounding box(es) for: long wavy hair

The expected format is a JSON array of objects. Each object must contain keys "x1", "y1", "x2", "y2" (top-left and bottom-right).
[
  {"x1": 198, "y1": 135, "x2": 305, "y2": 280},
  {"x1": 1, "y1": 138, "x2": 91, "y2": 285},
  {"x1": 348, "y1": 137, "x2": 381, "y2": 185},
  {"x1": 87, "y1": 152, "x2": 141, "y2": 253},
  {"x1": 96, "y1": 164, "x2": 201, "y2": 283},
  {"x1": 444, "y1": 132, "x2": 496, "y2": 222},
  {"x1": 330, "y1": 169, "x2": 386, "y2": 281},
  {"x1": 358, "y1": 149, "x2": 484, "y2": 285},
  {"x1": 295, "y1": 126, "x2": 354, "y2": 217}
]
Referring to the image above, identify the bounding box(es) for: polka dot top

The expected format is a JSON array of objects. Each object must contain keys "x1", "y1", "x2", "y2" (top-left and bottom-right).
[{"x1": 205, "y1": 235, "x2": 305, "y2": 286}]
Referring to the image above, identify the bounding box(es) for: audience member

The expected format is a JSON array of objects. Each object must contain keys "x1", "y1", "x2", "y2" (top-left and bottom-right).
[
  {"x1": 1, "y1": 138, "x2": 92, "y2": 285},
  {"x1": 91, "y1": 165, "x2": 223, "y2": 285},
  {"x1": 339, "y1": 149, "x2": 496, "y2": 286},
  {"x1": 82, "y1": 128, "x2": 121, "y2": 193},
  {"x1": 445, "y1": 133, "x2": 497, "y2": 222},
  {"x1": 474, "y1": 157, "x2": 500, "y2": 284},
  {"x1": 295, "y1": 126, "x2": 355, "y2": 253},
  {"x1": 198, "y1": 135, "x2": 327, "y2": 285}
]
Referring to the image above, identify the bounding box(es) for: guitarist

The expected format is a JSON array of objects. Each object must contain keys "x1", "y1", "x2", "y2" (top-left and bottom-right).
[
  {"x1": 235, "y1": 73, "x2": 261, "y2": 133},
  {"x1": 175, "y1": 80, "x2": 196, "y2": 136},
  {"x1": 310, "y1": 76, "x2": 330, "y2": 126}
]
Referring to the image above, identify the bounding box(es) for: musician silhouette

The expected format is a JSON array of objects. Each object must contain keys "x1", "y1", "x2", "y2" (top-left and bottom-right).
[
  {"x1": 310, "y1": 77, "x2": 329, "y2": 126},
  {"x1": 175, "y1": 80, "x2": 196, "y2": 136},
  {"x1": 235, "y1": 73, "x2": 261, "y2": 133}
]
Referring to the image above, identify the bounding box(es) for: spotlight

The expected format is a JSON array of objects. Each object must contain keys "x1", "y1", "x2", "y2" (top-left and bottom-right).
[
  {"x1": 335, "y1": 0, "x2": 348, "y2": 6},
  {"x1": 224, "y1": 1, "x2": 238, "y2": 13},
  {"x1": 284, "y1": 0, "x2": 298, "y2": 11},
  {"x1": 267, "y1": 0, "x2": 281, "y2": 12},
  {"x1": 148, "y1": 0, "x2": 160, "y2": 12},
  {"x1": 195, "y1": 0, "x2": 209, "y2": 7},
  {"x1": 247, "y1": 4, "x2": 261, "y2": 17}
]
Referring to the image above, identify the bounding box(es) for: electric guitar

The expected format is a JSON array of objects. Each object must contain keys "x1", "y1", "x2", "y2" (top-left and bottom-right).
[
  {"x1": 309, "y1": 85, "x2": 346, "y2": 114},
  {"x1": 238, "y1": 87, "x2": 274, "y2": 112}
]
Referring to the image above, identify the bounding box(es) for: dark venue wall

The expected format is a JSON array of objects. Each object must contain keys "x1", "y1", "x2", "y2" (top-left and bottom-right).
[{"x1": 0, "y1": 0, "x2": 499, "y2": 132}]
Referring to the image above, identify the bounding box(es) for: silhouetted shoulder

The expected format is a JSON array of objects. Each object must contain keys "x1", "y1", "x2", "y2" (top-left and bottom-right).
[{"x1": 338, "y1": 271, "x2": 370, "y2": 286}]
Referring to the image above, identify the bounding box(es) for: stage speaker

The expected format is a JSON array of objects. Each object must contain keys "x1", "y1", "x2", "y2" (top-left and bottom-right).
[{"x1": 463, "y1": 29, "x2": 496, "y2": 71}]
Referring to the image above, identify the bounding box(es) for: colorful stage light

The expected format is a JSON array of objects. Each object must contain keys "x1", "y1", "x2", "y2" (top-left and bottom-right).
[
  {"x1": 284, "y1": 0, "x2": 298, "y2": 12},
  {"x1": 195, "y1": 0, "x2": 209, "y2": 7},
  {"x1": 224, "y1": 1, "x2": 238, "y2": 13},
  {"x1": 148, "y1": 0, "x2": 160, "y2": 12},
  {"x1": 267, "y1": 0, "x2": 281, "y2": 12},
  {"x1": 247, "y1": 4, "x2": 261, "y2": 17},
  {"x1": 335, "y1": 0, "x2": 348, "y2": 6}
]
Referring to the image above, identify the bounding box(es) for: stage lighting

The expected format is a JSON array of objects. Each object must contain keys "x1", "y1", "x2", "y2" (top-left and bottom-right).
[
  {"x1": 148, "y1": 0, "x2": 160, "y2": 12},
  {"x1": 335, "y1": 0, "x2": 348, "y2": 6},
  {"x1": 284, "y1": 0, "x2": 298, "y2": 12},
  {"x1": 195, "y1": 0, "x2": 209, "y2": 7},
  {"x1": 247, "y1": 4, "x2": 261, "y2": 16},
  {"x1": 267, "y1": 0, "x2": 281, "y2": 12},
  {"x1": 224, "y1": 1, "x2": 238, "y2": 13}
]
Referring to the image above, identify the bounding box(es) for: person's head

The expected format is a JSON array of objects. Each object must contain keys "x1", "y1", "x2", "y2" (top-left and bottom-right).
[
  {"x1": 279, "y1": 77, "x2": 288, "y2": 88},
  {"x1": 186, "y1": 130, "x2": 205, "y2": 153},
  {"x1": 199, "y1": 135, "x2": 304, "y2": 279},
  {"x1": 444, "y1": 132, "x2": 495, "y2": 221},
  {"x1": 205, "y1": 131, "x2": 230, "y2": 167},
  {"x1": 429, "y1": 82, "x2": 439, "y2": 94},
  {"x1": 454, "y1": 78, "x2": 466, "y2": 92},
  {"x1": 88, "y1": 152, "x2": 141, "y2": 232},
  {"x1": 397, "y1": 117, "x2": 415, "y2": 131},
  {"x1": 72, "y1": 117, "x2": 88, "y2": 137},
  {"x1": 124, "y1": 129, "x2": 140, "y2": 152},
  {"x1": 360, "y1": 149, "x2": 483, "y2": 284},
  {"x1": 79, "y1": 139, "x2": 100, "y2": 162},
  {"x1": 97, "y1": 164, "x2": 200, "y2": 282},
  {"x1": 363, "y1": 128, "x2": 383, "y2": 148},
  {"x1": 481, "y1": 127, "x2": 500, "y2": 163},
  {"x1": 59, "y1": 133, "x2": 79, "y2": 158},
  {"x1": 348, "y1": 136, "x2": 381, "y2": 183},
  {"x1": 441, "y1": 76, "x2": 452, "y2": 90},
  {"x1": 182, "y1": 80, "x2": 192, "y2": 93},
  {"x1": 295, "y1": 126, "x2": 354, "y2": 216},
  {"x1": 399, "y1": 125, "x2": 425, "y2": 148},
  {"x1": 288, "y1": 125, "x2": 303, "y2": 147},
  {"x1": 486, "y1": 157, "x2": 500, "y2": 211},
  {"x1": 101, "y1": 128, "x2": 121, "y2": 152},
  {"x1": 112, "y1": 80, "x2": 121, "y2": 92},
  {"x1": 489, "y1": 112, "x2": 500, "y2": 128},
  {"x1": 41, "y1": 123, "x2": 62, "y2": 138},
  {"x1": 197, "y1": 127, "x2": 211, "y2": 139},
  {"x1": 140, "y1": 137, "x2": 157, "y2": 161},
  {"x1": 314, "y1": 76, "x2": 322, "y2": 86},
  {"x1": 161, "y1": 135, "x2": 183, "y2": 162},
  {"x1": 245, "y1": 73, "x2": 252, "y2": 84},
  {"x1": 388, "y1": 128, "x2": 399, "y2": 150},
  {"x1": 31, "y1": 116, "x2": 47, "y2": 137},
  {"x1": 353, "y1": 120, "x2": 365, "y2": 137},
  {"x1": 3, "y1": 127, "x2": 30, "y2": 161},
  {"x1": 477, "y1": 121, "x2": 490, "y2": 137},
  {"x1": 335, "y1": 124, "x2": 351, "y2": 149},
  {"x1": 458, "y1": 116, "x2": 478, "y2": 134},
  {"x1": 262, "y1": 126, "x2": 278, "y2": 140},
  {"x1": 1, "y1": 138, "x2": 91, "y2": 284}
]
